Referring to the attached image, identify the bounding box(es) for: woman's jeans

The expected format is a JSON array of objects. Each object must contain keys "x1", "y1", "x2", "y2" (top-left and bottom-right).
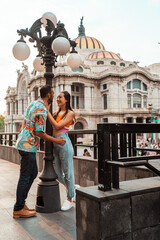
[
  {"x1": 54, "y1": 133, "x2": 74, "y2": 199},
  {"x1": 14, "y1": 150, "x2": 38, "y2": 211}
]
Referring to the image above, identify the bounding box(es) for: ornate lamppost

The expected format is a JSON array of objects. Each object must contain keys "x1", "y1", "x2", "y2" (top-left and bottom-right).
[{"x1": 12, "y1": 12, "x2": 82, "y2": 213}]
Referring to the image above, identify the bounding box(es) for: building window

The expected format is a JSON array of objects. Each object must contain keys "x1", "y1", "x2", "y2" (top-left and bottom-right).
[
  {"x1": 103, "y1": 118, "x2": 108, "y2": 122},
  {"x1": 71, "y1": 85, "x2": 74, "y2": 91},
  {"x1": 34, "y1": 88, "x2": 38, "y2": 100},
  {"x1": 120, "y1": 62, "x2": 125, "y2": 67},
  {"x1": 76, "y1": 86, "x2": 79, "y2": 92},
  {"x1": 97, "y1": 60, "x2": 104, "y2": 65},
  {"x1": 127, "y1": 81, "x2": 131, "y2": 89},
  {"x1": 143, "y1": 83, "x2": 147, "y2": 91},
  {"x1": 22, "y1": 99, "x2": 24, "y2": 114},
  {"x1": 127, "y1": 94, "x2": 131, "y2": 108},
  {"x1": 103, "y1": 83, "x2": 107, "y2": 90},
  {"x1": 146, "y1": 117, "x2": 151, "y2": 123},
  {"x1": 127, "y1": 117, "x2": 132, "y2": 123},
  {"x1": 133, "y1": 79, "x2": 141, "y2": 90},
  {"x1": 143, "y1": 95, "x2": 147, "y2": 108},
  {"x1": 136, "y1": 118, "x2": 143, "y2": 123},
  {"x1": 133, "y1": 93, "x2": 141, "y2": 108},
  {"x1": 72, "y1": 96, "x2": 75, "y2": 108},
  {"x1": 76, "y1": 96, "x2": 79, "y2": 109},
  {"x1": 110, "y1": 61, "x2": 116, "y2": 65},
  {"x1": 16, "y1": 101, "x2": 18, "y2": 115},
  {"x1": 103, "y1": 94, "x2": 107, "y2": 109}
]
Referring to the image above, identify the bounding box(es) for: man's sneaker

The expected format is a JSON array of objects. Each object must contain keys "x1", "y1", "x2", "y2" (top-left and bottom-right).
[
  {"x1": 73, "y1": 184, "x2": 80, "y2": 202},
  {"x1": 13, "y1": 208, "x2": 36, "y2": 218},
  {"x1": 61, "y1": 200, "x2": 73, "y2": 211}
]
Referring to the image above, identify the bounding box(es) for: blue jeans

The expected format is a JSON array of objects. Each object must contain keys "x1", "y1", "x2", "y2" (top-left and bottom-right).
[
  {"x1": 14, "y1": 150, "x2": 38, "y2": 211},
  {"x1": 54, "y1": 133, "x2": 74, "y2": 198}
]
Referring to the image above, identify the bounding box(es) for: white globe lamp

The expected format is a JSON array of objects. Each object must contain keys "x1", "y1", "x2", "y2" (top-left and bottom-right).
[
  {"x1": 51, "y1": 37, "x2": 70, "y2": 56},
  {"x1": 41, "y1": 12, "x2": 57, "y2": 27},
  {"x1": 33, "y1": 57, "x2": 45, "y2": 72},
  {"x1": 67, "y1": 53, "x2": 82, "y2": 69},
  {"x1": 12, "y1": 42, "x2": 30, "y2": 61}
]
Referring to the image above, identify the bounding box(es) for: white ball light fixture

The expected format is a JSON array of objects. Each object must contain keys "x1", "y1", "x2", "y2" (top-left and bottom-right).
[
  {"x1": 12, "y1": 42, "x2": 30, "y2": 61},
  {"x1": 33, "y1": 57, "x2": 45, "y2": 72},
  {"x1": 67, "y1": 53, "x2": 82, "y2": 69},
  {"x1": 41, "y1": 12, "x2": 57, "y2": 27},
  {"x1": 51, "y1": 37, "x2": 70, "y2": 56}
]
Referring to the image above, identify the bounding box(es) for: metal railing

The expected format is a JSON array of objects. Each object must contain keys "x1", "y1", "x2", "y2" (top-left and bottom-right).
[
  {"x1": 0, "y1": 130, "x2": 98, "y2": 159},
  {"x1": 98, "y1": 123, "x2": 160, "y2": 191}
]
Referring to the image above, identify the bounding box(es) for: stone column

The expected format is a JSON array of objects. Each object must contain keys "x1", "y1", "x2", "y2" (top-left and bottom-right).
[
  {"x1": 131, "y1": 94, "x2": 133, "y2": 108},
  {"x1": 123, "y1": 118, "x2": 127, "y2": 123},
  {"x1": 64, "y1": 84, "x2": 71, "y2": 95},
  {"x1": 133, "y1": 117, "x2": 136, "y2": 123},
  {"x1": 24, "y1": 98, "x2": 28, "y2": 112},
  {"x1": 10, "y1": 102, "x2": 13, "y2": 116},
  {"x1": 18, "y1": 99, "x2": 22, "y2": 115},
  {"x1": 31, "y1": 91, "x2": 35, "y2": 102},
  {"x1": 59, "y1": 84, "x2": 64, "y2": 92},
  {"x1": 15, "y1": 101, "x2": 18, "y2": 115},
  {"x1": 143, "y1": 118, "x2": 147, "y2": 140},
  {"x1": 84, "y1": 86, "x2": 91, "y2": 110}
]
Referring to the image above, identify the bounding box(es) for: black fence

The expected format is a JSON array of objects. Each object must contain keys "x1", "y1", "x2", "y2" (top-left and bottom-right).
[
  {"x1": 0, "y1": 130, "x2": 98, "y2": 159},
  {"x1": 98, "y1": 123, "x2": 160, "y2": 191}
]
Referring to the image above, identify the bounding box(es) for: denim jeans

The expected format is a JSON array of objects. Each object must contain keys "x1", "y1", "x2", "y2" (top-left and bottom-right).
[
  {"x1": 14, "y1": 150, "x2": 38, "y2": 211},
  {"x1": 54, "y1": 133, "x2": 74, "y2": 198}
]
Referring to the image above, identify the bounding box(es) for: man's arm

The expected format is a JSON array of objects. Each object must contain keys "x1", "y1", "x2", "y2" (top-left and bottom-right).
[{"x1": 35, "y1": 131, "x2": 65, "y2": 145}]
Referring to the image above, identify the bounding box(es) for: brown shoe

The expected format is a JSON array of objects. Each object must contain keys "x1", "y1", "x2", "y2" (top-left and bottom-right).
[
  {"x1": 24, "y1": 204, "x2": 35, "y2": 211},
  {"x1": 13, "y1": 208, "x2": 36, "y2": 218}
]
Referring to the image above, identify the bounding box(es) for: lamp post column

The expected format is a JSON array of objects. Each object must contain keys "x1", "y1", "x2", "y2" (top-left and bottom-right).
[{"x1": 36, "y1": 39, "x2": 61, "y2": 213}]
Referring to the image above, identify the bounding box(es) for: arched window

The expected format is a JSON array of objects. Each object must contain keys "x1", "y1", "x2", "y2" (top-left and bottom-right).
[
  {"x1": 120, "y1": 62, "x2": 125, "y2": 67},
  {"x1": 127, "y1": 94, "x2": 131, "y2": 108},
  {"x1": 103, "y1": 94, "x2": 107, "y2": 109},
  {"x1": 97, "y1": 61, "x2": 104, "y2": 65},
  {"x1": 143, "y1": 95, "x2": 147, "y2": 108},
  {"x1": 133, "y1": 93, "x2": 141, "y2": 108},
  {"x1": 110, "y1": 61, "x2": 116, "y2": 65},
  {"x1": 133, "y1": 79, "x2": 141, "y2": 90},
  {"x1": 74, "y1": 122, "x2": 84, "y2": 138}
]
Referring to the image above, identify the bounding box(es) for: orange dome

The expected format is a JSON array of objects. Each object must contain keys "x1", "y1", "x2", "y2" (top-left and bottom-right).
[
  {"x1": 88, "y1": 50, "x2": 122, "y2": 60},
  {"x1": 74, "y1": 36, "x2": 105, "y2": 50}
]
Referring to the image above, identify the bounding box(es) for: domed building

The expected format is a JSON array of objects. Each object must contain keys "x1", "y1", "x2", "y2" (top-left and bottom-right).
[{"x1": 5, "y1": 17, "x2": 160, "y2": 143}]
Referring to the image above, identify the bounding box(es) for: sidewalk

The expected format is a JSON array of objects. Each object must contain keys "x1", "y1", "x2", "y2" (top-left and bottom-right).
[{"x1": 0, "y1": 159, "x2": 76, "y2": 240}]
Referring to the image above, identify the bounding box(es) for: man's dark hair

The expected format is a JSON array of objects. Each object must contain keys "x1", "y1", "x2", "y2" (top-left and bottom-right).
[{"x1": 40, "y1": 85, "x2": 52, "y2": 98}]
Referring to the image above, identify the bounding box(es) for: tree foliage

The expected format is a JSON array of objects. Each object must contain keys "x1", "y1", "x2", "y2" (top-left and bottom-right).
[{"x1": 0, "y1": 115, "x2": 4, "y2": 130}]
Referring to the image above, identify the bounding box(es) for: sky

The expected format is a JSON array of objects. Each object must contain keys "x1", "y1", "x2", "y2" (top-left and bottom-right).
[{"x1": 0, "y1": 0, "x2": 160, "y2": 115}]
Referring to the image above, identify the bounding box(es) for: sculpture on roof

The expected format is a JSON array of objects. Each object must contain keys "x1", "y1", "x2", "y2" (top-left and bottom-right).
[{"x1": 78, "y1": 16, "x2": 85, "y2": 37}]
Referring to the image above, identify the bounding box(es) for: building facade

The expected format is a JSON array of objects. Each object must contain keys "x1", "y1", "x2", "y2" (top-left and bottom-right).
[{"x1": 5, "y1": 19, "x2": 160, "y2": 141}]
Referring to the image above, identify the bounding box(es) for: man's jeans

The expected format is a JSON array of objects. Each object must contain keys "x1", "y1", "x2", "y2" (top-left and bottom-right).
[{"x1": 14, "y1": 150, "x2": 38, "y2": 211}]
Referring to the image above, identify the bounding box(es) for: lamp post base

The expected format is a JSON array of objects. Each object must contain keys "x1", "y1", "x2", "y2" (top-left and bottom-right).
[{"x1": 36, "y1": 180, "x2": 61, "y2": 213}]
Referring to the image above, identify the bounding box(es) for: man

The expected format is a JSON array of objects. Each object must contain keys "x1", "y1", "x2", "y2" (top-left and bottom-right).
[{"x1": 13, "y1": 85, "x2": 65, "y2": 218}]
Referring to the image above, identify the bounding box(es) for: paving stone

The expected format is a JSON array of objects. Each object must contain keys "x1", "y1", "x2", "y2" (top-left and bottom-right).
[{"x1": 0, "y1": 159, "x2": 76, "y2": 240}]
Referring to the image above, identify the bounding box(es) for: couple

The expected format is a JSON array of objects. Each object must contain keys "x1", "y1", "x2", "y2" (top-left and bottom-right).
[{"x1": 13, "y1": 85, "x2": 75, "y2": 218}]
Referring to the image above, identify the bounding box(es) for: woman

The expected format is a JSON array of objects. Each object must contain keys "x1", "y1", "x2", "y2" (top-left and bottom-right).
[{"x1": 46, "y1": 91, "x2": 75, "y2": 211}]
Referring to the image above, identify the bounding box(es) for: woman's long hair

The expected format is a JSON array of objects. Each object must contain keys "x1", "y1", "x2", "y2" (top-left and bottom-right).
[{"x1": 54, "y1": 91, "x2": 74, "y2": 123}]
